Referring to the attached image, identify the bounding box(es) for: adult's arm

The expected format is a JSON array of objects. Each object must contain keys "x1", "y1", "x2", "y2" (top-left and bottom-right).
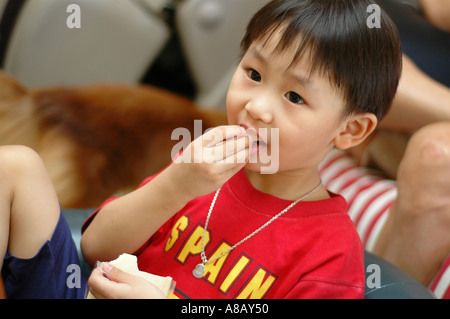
[{"x1": 380, "y1": 55, "x2": 450, "y2": 133}]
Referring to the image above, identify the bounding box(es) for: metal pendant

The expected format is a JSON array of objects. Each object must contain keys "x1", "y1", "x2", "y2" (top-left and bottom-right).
[{"x1": 193, "y1": 263, "x2": 205, "y2": 279}]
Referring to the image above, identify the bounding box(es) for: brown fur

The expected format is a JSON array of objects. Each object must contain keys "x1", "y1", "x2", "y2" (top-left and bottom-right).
[{"x1": 0, "y1": 71, "x2": 227, "y2": 208}]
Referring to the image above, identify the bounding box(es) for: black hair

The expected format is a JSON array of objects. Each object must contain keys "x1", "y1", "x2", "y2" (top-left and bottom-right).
[{"x1": 241, "y1": 0, "x2": 402, "y2": 121}]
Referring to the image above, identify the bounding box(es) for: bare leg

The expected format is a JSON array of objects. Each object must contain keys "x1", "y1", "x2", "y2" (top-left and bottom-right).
[
  {"x1": 373, "y1": 122, "x2": 450, "y2": 285},
  {"x1": 0, "y1": 145, "x2": 60, "y2": 271}
]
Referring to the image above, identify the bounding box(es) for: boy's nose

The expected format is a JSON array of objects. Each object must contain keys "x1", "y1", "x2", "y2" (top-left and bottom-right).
[{"x1": 245, "y1": 94, "x2": 274, "y2": 124}]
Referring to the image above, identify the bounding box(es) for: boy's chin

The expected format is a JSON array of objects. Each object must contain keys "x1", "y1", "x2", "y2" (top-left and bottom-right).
[{"x1": 244, "y1": 159, "x2": 280, "y2": 175}]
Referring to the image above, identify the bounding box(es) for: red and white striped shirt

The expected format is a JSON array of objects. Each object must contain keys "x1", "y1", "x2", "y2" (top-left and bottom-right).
[{"x1": 319, "y1": 148, "x2": 450, "y2": 299}]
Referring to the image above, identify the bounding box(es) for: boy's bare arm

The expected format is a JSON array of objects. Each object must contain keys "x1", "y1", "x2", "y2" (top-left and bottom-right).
[
  {"x1": 81, "y1": 126, "x2": 252, "y2": 265},
  {"x1": 81, "y1": 168, "x2": 192, "y2": 265}
]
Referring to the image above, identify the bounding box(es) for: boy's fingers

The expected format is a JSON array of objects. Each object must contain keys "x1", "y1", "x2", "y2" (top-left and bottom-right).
[
  {"x1": 217, "y1": 143, "x2": 251, "y2": 164},
  {"x1": 87, "y1": 267, "x2": 116, "y2": 299},
  {"x1": 208, "y1": 135, "x2": 252, "y2": 163},
  {"x1": 202, "y1": 125, "x2": 246, "y2": 147},
  {"x1": 202, "y1": 125, "x2": 253, "y2": 163},
  {"x1": 101, "y1": 262, "x2": 138, "y2": 284}
]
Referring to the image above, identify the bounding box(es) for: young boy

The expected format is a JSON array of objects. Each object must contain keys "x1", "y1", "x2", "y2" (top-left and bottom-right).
[{"x1": 82, "y1": 0, "x2": 402, "y2": 299}]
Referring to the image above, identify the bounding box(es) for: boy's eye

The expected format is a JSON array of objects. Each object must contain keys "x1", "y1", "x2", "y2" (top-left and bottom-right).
[
  {"x1": 285, "y1": 91, "x2": 304, "y2": 104},
  {"x1": 248, "y1": 69, "x2": 262, "y2": 82}
]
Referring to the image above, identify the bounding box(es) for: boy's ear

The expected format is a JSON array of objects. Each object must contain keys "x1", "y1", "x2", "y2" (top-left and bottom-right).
[{"x1": 334, "y1": 113, "x2": 378, "y2": 150}]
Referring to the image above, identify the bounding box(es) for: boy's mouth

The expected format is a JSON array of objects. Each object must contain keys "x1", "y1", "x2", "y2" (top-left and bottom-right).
[{"x1": 240, "y1": 124, "x2": 268, "y2": 150}]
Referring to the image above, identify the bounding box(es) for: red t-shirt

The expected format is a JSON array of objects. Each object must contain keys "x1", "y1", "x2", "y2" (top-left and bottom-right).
[{"x1": 85, "y1": 168, "x2": 365, "y2": 299}]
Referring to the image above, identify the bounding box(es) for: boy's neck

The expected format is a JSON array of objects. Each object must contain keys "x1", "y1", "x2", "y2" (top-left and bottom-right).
[{"x1": 244, "y1": 168, "x2": 329, "y2": 201}]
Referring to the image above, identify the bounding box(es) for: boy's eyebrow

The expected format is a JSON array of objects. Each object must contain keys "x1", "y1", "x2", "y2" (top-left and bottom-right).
[
  {"x1": 248, "y1": 47, "x2": 315, "y2": 89},
  {"x1": 288, "y1": 70, "x2": 314, "y2": 90},
  {"x1": 248, "y1": 47, "x2": 268, "y2": 66}
]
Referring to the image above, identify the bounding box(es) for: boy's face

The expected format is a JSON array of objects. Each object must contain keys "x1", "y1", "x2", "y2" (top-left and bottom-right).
[{"x1": 226, "y1": 31, "x2": 349, "y2": 174}]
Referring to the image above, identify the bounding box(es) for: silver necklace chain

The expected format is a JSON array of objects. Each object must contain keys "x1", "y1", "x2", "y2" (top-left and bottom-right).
[{"x1": 193, "y1": 180, "x2": 323, "y2": 278}]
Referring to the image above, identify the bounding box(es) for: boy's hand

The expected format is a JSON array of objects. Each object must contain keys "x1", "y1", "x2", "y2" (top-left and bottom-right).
[
  {"x1": 81, "y1": 126, "x2": 253, "y2": 265},
  {"x1": 88, "y1": 263, "x2": 166, "y2": 299},
  {"x1": 167, "y1": 125, "x2": 253, "y2": 199}
]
